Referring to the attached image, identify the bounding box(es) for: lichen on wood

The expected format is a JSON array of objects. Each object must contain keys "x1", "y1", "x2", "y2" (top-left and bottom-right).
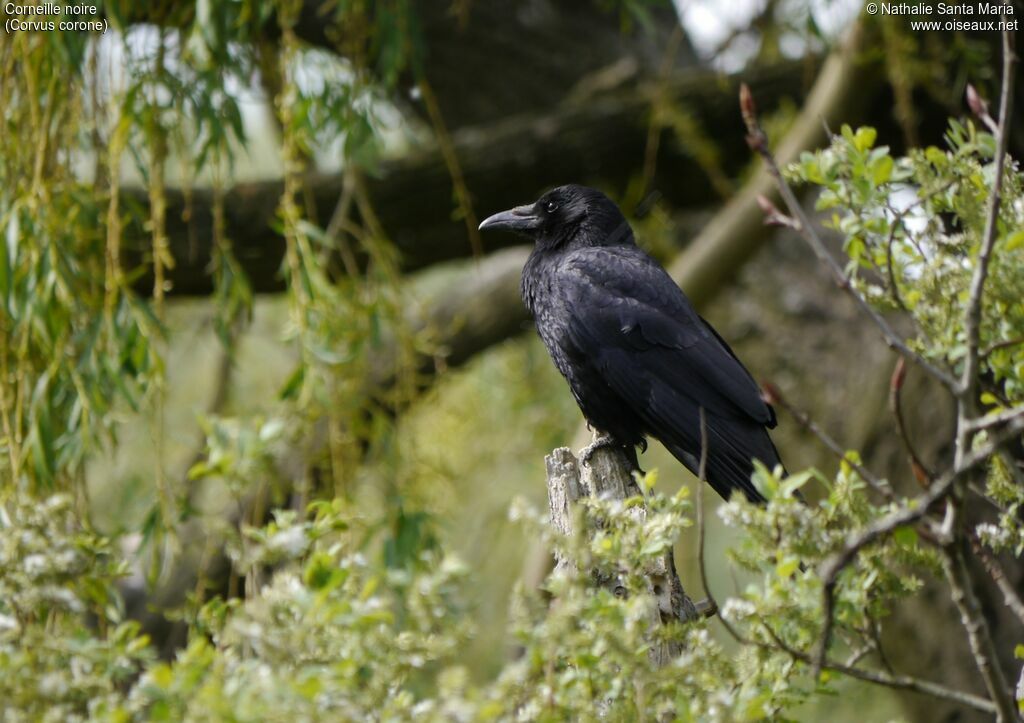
[{"x1": 544, "y1": 439, "x2": 699, "y2": 666}]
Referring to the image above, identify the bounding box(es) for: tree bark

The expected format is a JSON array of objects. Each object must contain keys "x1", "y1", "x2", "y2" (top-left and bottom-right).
[{"x1": 545, "y1": 442, "x2": 698, "y2": 665}]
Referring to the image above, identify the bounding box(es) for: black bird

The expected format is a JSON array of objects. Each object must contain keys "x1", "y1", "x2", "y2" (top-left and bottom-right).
[{"x1": 479, "y1": 184, "x2": 782, "y2": 502}]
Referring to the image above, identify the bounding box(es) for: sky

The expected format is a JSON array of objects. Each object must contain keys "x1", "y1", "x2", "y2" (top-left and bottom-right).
[{"x1": 676, "y1": 0, "x2": 861, "y2": 70}]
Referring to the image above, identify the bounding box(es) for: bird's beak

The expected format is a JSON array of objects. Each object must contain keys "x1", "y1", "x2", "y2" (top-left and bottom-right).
[{"x1": 478, "y1": 204, "x2": 539, "y2": 233}]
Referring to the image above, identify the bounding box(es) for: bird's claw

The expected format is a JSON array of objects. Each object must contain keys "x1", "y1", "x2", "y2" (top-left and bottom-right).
[{"x1": 579, "y1": 435, "x2": 618, "y2": 467}]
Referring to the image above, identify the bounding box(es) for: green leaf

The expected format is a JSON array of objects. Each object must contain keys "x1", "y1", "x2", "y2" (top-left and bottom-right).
[
  {"x1": 853, "y1": 126, "x2": 877, "y2": 152},
  {"x1": 924, "y1": 146, "x2": 947, "y2": 166},
  {"x1": 893, "y1": 526, "x2": 917, "y2": 547},
  {"x1": 871, "y1": 155, "x2": 894, "y2": 185},
  {"x1": 0, "y1": 236, "x2": 10, "y2": 314},
  {"x1": 28, "y1": 372, "x2": 55, "y2": 488},
  {"x1": 634, "y1": 468, "x2": 657, "y2": 493},
  {"x1": 1004, "y1": 230, "x2": 1024, "y2": 251},
  {"x1": 304, "y1": 551, "x2": 341, "y2": 590},
  {"x1": 980, "y1": 392, "x2": 1001, "y2": 407},
  {"x1": 776, "y1": 557, "x2": 800, "y2": 579},
  {"x1": 781, "y1": 470, "x2": 813, "y2": 498},
  {"x1": 279, "y1": 364, "x2": 305, "y2": 401}
]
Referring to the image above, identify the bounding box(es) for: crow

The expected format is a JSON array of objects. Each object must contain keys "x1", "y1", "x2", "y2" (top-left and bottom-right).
[{"x1": 479, "y1": 184, "x2": 782, "y2": 503}]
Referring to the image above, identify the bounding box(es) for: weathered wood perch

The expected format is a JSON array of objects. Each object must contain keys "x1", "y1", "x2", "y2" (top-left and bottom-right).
[{"x1": 544, "y1": 440, "x2": 699, "y2": 666}]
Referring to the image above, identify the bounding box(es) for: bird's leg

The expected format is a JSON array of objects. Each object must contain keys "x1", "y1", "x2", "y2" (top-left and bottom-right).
[
  {"x1": 580, "y1": 432, "x2": 647, "y2": 476},
  {"x1": 621, "y1": 444, "x2": 649, "y2": 497},
  {"x1": 579, "y1": 431, "x2": 619, "y2": 468},
  {"x1": 622, "y1": 445, "x2": 645, "y2": 476}
]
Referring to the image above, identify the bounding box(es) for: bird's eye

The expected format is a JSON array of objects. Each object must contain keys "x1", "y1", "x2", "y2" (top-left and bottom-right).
[{"x1": 545, "y1": 201, "x2": 559, "y2": 213}]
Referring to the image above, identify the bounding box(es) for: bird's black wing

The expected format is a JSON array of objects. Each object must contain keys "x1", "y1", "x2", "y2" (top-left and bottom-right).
[
  {"x1": 561, "y1": 246, "x2": 771, "y2": 424},
  {"x1": 697, "y1": 315, "x2": 777, "y2": 429},
  {"x1": 561, "y1": 246, "x2": 778, "y2": 501}
]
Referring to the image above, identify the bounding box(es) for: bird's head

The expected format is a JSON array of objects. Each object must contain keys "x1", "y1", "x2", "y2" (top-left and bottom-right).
[{"x1": 479, "y1": 184, "x2": 633, "y2": 250}]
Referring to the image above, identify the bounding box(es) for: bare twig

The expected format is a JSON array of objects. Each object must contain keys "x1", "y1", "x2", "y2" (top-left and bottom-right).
[
  {"x1": 868, "y1": 617, "x2": 896, "y2": 675},
  {"x1": 696, "y1": 408, "x2": 748, "y2": 640},
  {"x1": 844, "y1": 644, "x2": 873, "y2": 668},
  {"x1": 324, "y1": 167, "x2": 360, "y2": 278},
  {"x1": 958, "y1": 28, "x2": 1017, "y2": 439},
  {"x1": 967, "y1": 83, "x2": 999, "y2": 135},
  {"x1": 813, "y1": 416, "x2": 1024, "y2": 683},
  {"x1": 755, "y1": 618, "x2": 997, "y2": 716},
  {"x1": 739, "y1": 84, "x2": 960, "y2": 392},
  {"x1": 969, "y1": 482, "x2": 1011, "y2": 514},
  {"x1": 982, "y1": 336, "x2": 1024, "y2": 357},
  {"x1": 965, "y1": 404, "x2": 1024, "y2": 433},
  {"x1": 882, "y1": 214, "x2": 911, "y2": 316},
  {"x1": 889, "y1": 357, "x2": 934, "y2": 487},
  {"x1": 942, "y1": 540, "x2": 1019, "y2": 722},
  {"x1": 696, "y1": 408, "x2": 713, "y2": 607},
  {"x1": 811, "y1": 579, "x2": 836, "y2": 683},
  {"x1": 762, "y1": 382, "x2": 892, "y2": 500},
  {"x1": 691, "y1": 409, "x2": 720, "y2": 621},
  {"x1": 641, "y1": 25, "x2": 685, "y2": 195},
  {"x1": 967, "y1": 529, "x2": 1024, "y2": 628},
  {"x1": 416, "y1": 76, "x2": 482, "y2": 260},
  {"x1": 944, "y1": 30, "x2": 1020, "y2": 723}
]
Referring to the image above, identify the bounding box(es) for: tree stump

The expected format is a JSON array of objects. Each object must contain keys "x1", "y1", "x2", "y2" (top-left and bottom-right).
[{"x1": 544, "y1": 440, "x2": 699, "y2": 665}]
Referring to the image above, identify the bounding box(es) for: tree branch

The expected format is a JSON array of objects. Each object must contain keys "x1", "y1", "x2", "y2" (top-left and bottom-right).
[
  {"x1": 942, "y1": 538, "x2": 1020, "y2": 722},
  {"x1": 968, "y1": 529, "x2": 1024, "y2": 629},
  {"x1": 943, "y1": 29, "x2": 1020, "y2": 722},
  {"x1": 960, "y1": 30, "x2": 1017, "y2": 410},
  {"x1": 965, "y1": 404, "x2": 1024, "y2": 433},
  {"x1": 667, "y1": 23, "x2": 872, "y2": 305},
  {"x1": 889, "y1": 357, "x2": 934, "y2": 487},
  {"x1": 762, "y1": 381, "x2": 893, "y2": 500},
  {"x1": 754, "y1": 618, "x2": 998, "y2": 716},
  {"x1": 125, "y1": 60, "x2": 812, "y2": 296},
  {"x1": 812, "y1": 415, "x2": 1024, "y2": 683},
  {"x1": 739, "y1": 79, "x2": 960, "y2": 391}
]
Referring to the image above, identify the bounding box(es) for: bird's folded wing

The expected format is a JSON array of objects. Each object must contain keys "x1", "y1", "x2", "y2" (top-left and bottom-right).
[{"x1": 562, "y1": 246, "x2": 773, "y2": 428}]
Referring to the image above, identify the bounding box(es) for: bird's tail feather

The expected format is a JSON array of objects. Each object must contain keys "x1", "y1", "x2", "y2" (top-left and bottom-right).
[{"x1": 663, "y1": 418, "x2": 780, "y2": 504}]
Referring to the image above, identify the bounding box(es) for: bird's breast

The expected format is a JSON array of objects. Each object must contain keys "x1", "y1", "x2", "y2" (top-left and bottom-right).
[{"x1": 521, "y1": 252, "x2": 558, "y2": 315}]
